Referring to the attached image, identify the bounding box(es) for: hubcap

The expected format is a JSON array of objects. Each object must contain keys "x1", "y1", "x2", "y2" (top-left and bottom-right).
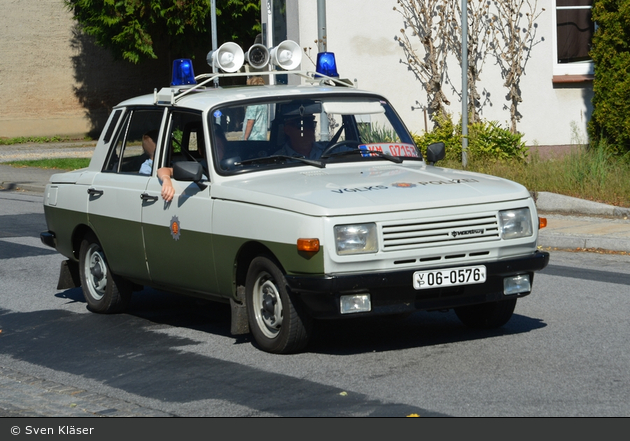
[
  {"x1": 253, "y1": 273, "x2": 283, "y2": 339},
  {"x1": 85, "y1": 244, "x2": 107, "y2": 300}
]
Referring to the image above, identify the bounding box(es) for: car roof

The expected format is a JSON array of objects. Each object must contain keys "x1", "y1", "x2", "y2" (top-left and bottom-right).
[{"x1": 115, "y1": 82, "x2": 386, "y2": 112}]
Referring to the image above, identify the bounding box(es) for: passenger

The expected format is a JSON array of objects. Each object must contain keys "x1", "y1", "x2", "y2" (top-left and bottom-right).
[{"x1": 139, "y1": 130, "x2": 159, "y2": 175}]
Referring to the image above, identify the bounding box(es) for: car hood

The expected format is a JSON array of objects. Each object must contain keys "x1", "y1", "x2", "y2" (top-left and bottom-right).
[{"x1": 213, "y1": 163, "x2": 532, "y2": 216}]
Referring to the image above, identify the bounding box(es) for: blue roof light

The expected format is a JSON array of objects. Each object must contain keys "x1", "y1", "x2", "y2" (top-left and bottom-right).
[
  {"x1": 315, "y1": 52, "x2": 339, "y2": 78},
  {"x1": 171, "y1": 59, "x2": 197, "y2": 86}
]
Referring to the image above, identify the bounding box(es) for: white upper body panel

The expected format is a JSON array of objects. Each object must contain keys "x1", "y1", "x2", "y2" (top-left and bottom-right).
[{"x1": 211, "y1": 162, "x2": 530, "y2": 217}]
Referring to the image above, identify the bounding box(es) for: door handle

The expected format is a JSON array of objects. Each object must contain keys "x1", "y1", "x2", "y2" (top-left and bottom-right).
[
  {"x1": 141, "y1": 193, "x2": 159, "y2": 202},
  {"x1": 87, "y1": 188, "x2": 104, "y2": 196}
]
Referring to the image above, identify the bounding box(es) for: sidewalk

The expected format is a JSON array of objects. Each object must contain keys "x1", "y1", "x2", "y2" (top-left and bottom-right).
[{"x1": 1, "y1": 143, "x2": 630, "y2": 253}]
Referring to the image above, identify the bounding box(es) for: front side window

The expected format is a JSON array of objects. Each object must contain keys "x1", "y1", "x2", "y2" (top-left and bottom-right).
[
  {"x1": 553, "y1": 0, "x2": 594, "y2": 76},
  {"x1": 161, "y1": 110, "x2": 207, "y2": 175},
  {"x1": 104, "y1": 108, "x2": 165, "y2": 174},
  {"x1": 210, "y1": 96, "x2": 417, "y2": 174}
]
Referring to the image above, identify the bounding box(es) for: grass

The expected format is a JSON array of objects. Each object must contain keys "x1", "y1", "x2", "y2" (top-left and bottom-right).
[
  {"x1": 441, "y1": 147, "x2": 630, "y2": 208},
  {"x1": 0, "y1": 135, "x2": 94, "y2": 145},
  {"x1": 6, "y1": 158, "x2": 91, "y2": 170}
]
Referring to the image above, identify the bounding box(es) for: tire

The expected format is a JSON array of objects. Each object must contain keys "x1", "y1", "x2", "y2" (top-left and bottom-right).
[
  {"x1": 454, "y1": 298, "x2": 517, "y2": 329},
  {"x1": 79, "y1": 232, "x2": 132, "y2": 314},
  {"x1": 245, "y1": 256, "x2": 313, "y2": 354}
]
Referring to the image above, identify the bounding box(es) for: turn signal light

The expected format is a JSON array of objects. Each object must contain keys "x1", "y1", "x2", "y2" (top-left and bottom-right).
[
  {"x1": 538, "y1": 217, "x2": 547, "y2": 229},
  {"x1": 297, "y1": 238, "x2": 320, "y2": 252}
]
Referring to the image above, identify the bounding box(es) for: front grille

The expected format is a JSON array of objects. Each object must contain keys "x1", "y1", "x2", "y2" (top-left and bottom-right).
[{"x1": 381, "y1": 214, "x2": 500, "y2": 251}]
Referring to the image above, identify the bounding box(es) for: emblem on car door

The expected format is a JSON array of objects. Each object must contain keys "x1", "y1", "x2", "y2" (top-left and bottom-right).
[{"x1": 170, "y1": 215, "x2": 181, "y2": 241}]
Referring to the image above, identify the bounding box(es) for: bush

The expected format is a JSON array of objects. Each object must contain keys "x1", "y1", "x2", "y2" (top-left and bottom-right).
[
  {"x1": 413, "y1": 114, "x2": 527, "y2": 163},
  {"x1": 412, "y1": 113, "x2": 462, "y2": 161},
  {"x1": 467, "y1": 120, "x2": 528, "y2": 162},
  {"x1": 588, "y1": 0, "x2": 630, "y2": 155}
]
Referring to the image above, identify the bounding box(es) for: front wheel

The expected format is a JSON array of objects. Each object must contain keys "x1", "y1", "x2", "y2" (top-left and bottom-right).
[
  {"x1": 454, "y1": 299, "x2": 517, "y2": 329},
  {"x1": 79, "y1": 232, "x2": 132, "y2": 314},
  {"x1": 245, "y1": 256, "x2": 312, "y2": 354}
]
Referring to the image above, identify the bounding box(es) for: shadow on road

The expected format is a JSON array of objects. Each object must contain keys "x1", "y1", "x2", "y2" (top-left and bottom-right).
[{"x1": 55, "y1": 285, "x2": 546, "y2": 356}]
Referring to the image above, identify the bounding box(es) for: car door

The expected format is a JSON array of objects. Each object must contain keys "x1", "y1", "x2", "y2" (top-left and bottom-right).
[
  {"x1": 141, "y1": 109, "x2": 218, "y2": 295},
  {"x1": 87, "y1": 107, "x2": 167, "y2": 283}
]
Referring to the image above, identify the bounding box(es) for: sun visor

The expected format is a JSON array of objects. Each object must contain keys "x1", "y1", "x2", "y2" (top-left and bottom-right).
[{"x1": 322, "y1": 100, "x2": 385, "y2": 115}]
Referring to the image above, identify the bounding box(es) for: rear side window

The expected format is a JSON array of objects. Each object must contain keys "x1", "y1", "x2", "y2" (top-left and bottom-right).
[
  {"x1": 102, "y1": 109, "x2": 122, "y2": 144},
  {"x1": 103, "y1": 108, "x2": 165, "y2": 174}
]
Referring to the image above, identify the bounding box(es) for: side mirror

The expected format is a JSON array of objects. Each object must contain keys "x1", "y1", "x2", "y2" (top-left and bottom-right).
[
  {"x1": 426, "y1": 142, "x2": 446, "y2": 165},
  {"x1": 173, "y1": 161, "x2": 203, "y2": 181}
]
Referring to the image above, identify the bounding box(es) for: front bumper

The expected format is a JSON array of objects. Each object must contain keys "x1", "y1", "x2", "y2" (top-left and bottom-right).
[{"x1": 285, "y1": 251, "x2": 550, "y2": 318}]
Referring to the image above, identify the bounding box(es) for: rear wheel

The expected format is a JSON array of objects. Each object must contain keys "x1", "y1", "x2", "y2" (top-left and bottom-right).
[
  {"x1": 79, "y1": 232, "x2": 132, "y2": 314},
  {"x1": 454, "y1": 299, "x2": 517, "y2": 329},
  {"x1": 245, "y1": 256, "x2": 312, "y2": 354}
]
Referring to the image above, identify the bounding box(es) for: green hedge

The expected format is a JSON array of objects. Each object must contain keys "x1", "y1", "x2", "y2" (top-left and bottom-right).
[
  {"x1": 413, "y1": 114, "x2": 528, "y2": 163},
  {"x1": 588, "y1": 0, "x2": 630, "y2": 156}
]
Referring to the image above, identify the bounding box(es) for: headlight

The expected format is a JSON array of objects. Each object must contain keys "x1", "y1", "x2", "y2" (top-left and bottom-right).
[
  {"x1": 334, "y1": 223, "x2": 378, "y2": 255},
  {"x1": 499, "y1": 208, "x2": 533, "y2": 240}
]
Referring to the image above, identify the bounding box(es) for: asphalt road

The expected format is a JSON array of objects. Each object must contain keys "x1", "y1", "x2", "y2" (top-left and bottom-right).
[{"x1": 1, "y1": 191, "x2": 630, "y2": 417}]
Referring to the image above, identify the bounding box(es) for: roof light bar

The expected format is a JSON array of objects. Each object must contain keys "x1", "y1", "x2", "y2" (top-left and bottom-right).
[
  {"x1": 171, "y1": 59, "x2": 197, "y2": 86},
  {"x1": 316, "y1": 52, "x2": 339, "y2": 78}
]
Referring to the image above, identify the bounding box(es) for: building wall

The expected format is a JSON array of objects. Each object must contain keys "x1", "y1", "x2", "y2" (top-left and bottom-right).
[
  {"x1": 294, "y1": 0, "x2": 593, "y2": 148},
  {"x1": 0, "y1": 0, "x2": 592, "y2": 147},
  {"x1": 0, "y1": 0, "x2": 172, "y2": 139},
  {"x1": 0, "y1": 0, "x2": 84, "y2": 137}
]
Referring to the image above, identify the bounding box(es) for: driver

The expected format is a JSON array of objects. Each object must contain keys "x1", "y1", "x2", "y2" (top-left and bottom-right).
[{"x1": 274, "y1": 115, "x2": 325, "y2": 160}]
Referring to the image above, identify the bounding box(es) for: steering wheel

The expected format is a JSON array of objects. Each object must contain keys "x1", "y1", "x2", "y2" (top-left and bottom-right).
[{"x1": 321, "y1": 140, "x2": 361, "y2": 158}]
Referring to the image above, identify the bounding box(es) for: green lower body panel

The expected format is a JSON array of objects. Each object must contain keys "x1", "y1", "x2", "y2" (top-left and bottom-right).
[
  {"x1": 43, "y1": 206, "x2": 88, "y2": 260},
  {"x1": 44, "y1": 208, "x2": 326, "y2": 301}
]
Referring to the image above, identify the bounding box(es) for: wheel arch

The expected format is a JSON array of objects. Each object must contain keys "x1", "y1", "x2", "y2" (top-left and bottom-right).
[
  {"x1": 234, "y1": 241, "x2": 285, "y2": 292},
  {"x1": 71, "y1": 224, "x2": 95, "y2": 260}
]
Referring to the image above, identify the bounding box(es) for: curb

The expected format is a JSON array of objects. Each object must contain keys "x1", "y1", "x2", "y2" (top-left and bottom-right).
[
  {"x1": 533, "y1": 191, "x2": 630, "y2": 218},
  {"x1": 537, "y1": 233, "x2": 630, "y2": 253}
]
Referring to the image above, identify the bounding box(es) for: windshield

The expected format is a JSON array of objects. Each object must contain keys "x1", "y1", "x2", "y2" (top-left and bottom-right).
[{"x1": 209, "y1": 96, "x2": 419, "y2": 173}]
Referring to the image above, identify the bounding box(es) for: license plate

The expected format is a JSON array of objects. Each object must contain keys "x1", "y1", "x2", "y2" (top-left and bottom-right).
[{"x1": 413, "y1": 265, "x2": 487, "y2": 290}]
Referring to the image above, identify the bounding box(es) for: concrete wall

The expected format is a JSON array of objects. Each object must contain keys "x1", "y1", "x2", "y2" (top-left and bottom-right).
[
  {"x1": 0, "y1": 0, "x2": 172, "y2": 139},
  {"x1": 0, "y1": 0, "x2": 83, "y2": 137},
  {"x1": 294, "y1": 0, "x2": 593, "y2": 148}
]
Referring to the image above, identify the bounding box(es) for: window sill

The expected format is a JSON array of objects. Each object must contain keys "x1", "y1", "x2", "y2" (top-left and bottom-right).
[{"x1": 552, "y1": 74, "x2": 594, "y2": 84}]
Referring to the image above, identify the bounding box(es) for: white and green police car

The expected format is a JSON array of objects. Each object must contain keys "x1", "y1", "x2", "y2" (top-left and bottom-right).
[{"x1": 40, "y1": 43, "x2": 549, "y2": 354}]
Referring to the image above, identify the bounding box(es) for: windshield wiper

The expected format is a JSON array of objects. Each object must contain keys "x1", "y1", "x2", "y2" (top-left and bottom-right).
[
  {"x1": 322, "y1": 148, "x2": 404, "y2": 164},
  {"x1": 235, "y1": 155, "x2": 325, "y2": 169}
]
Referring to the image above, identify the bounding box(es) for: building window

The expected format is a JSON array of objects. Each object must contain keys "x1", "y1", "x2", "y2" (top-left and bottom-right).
[{"x1": 553, "y1": 0, "x2": 594, "y2": 77}]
